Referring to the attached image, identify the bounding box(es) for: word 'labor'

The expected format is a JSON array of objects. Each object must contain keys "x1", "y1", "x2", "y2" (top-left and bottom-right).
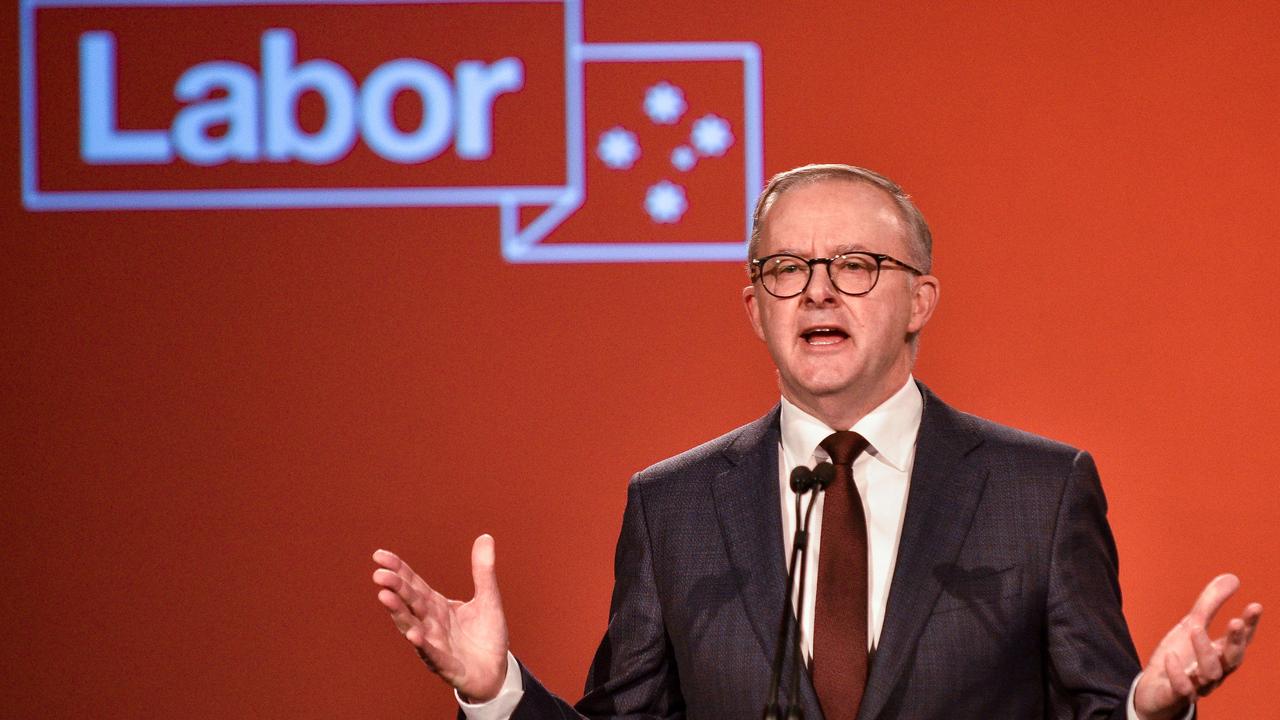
[{"x1": 78, "y1": 29, "x2": 524, "y2": 166}]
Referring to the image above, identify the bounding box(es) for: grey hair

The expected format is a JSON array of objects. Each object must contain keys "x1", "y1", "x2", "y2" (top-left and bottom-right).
[{"x1": 747, "y1": 163, "x2": 933, "y2": 274}]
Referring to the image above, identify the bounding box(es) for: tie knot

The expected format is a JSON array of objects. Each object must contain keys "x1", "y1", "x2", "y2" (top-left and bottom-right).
[{"x1": 820, "y1": 430, "x2": 868, "y2": 466}]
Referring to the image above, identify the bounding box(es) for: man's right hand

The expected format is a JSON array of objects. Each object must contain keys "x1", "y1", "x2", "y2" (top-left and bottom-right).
[{"x1": 372, "y1": 535, "x2": 509, "y2": 703}]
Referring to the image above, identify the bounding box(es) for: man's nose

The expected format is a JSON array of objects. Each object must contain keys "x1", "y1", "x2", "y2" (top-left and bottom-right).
[{"x1": 802, "y1": 264, "x2": 839, "y2": 304}]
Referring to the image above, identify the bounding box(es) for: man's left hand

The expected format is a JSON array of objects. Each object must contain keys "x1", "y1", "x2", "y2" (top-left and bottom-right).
[{"x1": 1133, "y1": 574, "x2": 1262, "y2": 720}]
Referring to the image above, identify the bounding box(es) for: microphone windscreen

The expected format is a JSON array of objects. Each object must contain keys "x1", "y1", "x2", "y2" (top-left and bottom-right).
[
  {"x1": 789, "y1": 465, "x2": 814, "y2": 493},
  {"x1": 812, "y1": 461, "x2": 836, "y2": 489}
]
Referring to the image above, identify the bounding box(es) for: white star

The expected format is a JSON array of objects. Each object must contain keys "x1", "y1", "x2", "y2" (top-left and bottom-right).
[
  {"x1": 644, "y1": 81, "x2": 687, "y2": 125},
  {"x1": 670, "y1": 145, "x2": 696, "y2": 172},
  {"x1": 645, "y1": 181, "x2": 687, "y2": 224},
  {"x1": 690, "y1": 114, "x2": 733, "y2": 157},
  {"x1": 596, "y1": 127, "x2": 640, "y2": 169}
]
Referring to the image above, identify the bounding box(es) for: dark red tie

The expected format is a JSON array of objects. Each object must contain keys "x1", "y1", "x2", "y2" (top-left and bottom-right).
[{"x1": 813, "y1": 430, "x2": 871, "y2": 720}]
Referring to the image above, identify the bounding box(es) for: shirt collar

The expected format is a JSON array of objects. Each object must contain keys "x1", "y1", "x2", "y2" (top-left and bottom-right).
[{"x1": 779, "y1": 376, "x2": 923, "y2": 472}]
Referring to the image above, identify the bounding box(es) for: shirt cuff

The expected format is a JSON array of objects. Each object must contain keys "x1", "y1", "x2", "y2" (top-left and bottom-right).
[
  {"x1": 457, "y1": 652, "x2": 524, "y2": 720},
  {"x1": 1127, "y1": 673, "x2": 1195, "y2": 720}
]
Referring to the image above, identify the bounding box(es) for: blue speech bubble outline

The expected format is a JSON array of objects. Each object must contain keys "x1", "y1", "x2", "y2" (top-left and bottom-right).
[{"x1": 19, "y1": 0, "x2": 763, "y2": 263}]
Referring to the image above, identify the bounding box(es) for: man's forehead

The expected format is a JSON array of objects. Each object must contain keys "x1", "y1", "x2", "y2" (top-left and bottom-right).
[{"x1": 759, "y1": 179, "x2": 909, "y2": 250}]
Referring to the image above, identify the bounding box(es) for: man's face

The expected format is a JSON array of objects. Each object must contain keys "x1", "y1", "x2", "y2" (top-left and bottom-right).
[{"x1": 742, "y1": 179, "x2": 939, "y2": 417}]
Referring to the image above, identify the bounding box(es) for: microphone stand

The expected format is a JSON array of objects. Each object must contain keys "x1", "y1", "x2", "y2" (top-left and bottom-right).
[
  {"x1": 763, "y1": 463, "x2": 830, "y2": 720},
  {"x1": 784, "y1": 462, "x2": 834, "y2": 719}
]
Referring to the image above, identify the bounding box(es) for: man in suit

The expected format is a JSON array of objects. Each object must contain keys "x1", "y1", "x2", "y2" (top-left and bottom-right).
[{"x1": 372, "y1": 164, "x2": 1261, "y2": 719}]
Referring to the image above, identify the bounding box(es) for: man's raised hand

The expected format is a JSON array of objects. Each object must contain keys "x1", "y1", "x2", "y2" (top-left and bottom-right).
[
  {"x1": 1134, "y1": 573, "x2": 1262, "y2": 720},
  {"x1": 372, "y1": 535, "x2": 509, "y2": 703}
]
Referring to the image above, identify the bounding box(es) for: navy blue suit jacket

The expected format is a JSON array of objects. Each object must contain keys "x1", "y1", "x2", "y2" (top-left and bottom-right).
[{"x1": 511, "y1": 384, "x2": 1142, "y2": 719}]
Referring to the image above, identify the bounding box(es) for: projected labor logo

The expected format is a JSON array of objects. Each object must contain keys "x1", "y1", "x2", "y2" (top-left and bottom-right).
[{"x1": 19, "y1": 0, "x2": 763, "y2": 263}]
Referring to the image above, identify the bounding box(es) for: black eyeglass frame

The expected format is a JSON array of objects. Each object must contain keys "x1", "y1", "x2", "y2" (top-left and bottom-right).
[{"x1": 749, "y1": 251, "x2": 926, "y2": 298}]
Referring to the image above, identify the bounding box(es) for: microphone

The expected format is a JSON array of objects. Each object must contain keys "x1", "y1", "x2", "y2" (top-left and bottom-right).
[
  {"x1": 811, "y1": 461, "x2": 836, "y2": 490},
  {"x1": 789, "y1": 464, "x2": 816, "y2": 493},
  {"x1": 788, "y1": 462, "x2": 834, "y2": 495},
  {"x1": 764, "y1": 465, "x2": 813, "y2": 719},
  {"x1": 782, "y1": 461, "x2": 833, "y2": 719},
  {"x1": 763, "y1": 462, "x2": 828, "y2": 720}
]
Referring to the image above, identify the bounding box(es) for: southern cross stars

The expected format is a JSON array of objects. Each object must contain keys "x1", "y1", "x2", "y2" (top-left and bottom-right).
[
  {"x1": 644, "y1": 81, "x2": 687, "y2": 125},
  {"x1": 691, "y1": 114, "x2": 732, "y2": 157},
  {"x1": 670, "y1": 145, "x2": 696, "y2": 172},
  {"x1": 595, "y1": 82, "x2": 735, "y2": 223},
  {"x1": 596, "y1": 126, "x2": 640, "y2": 170},
  {"x1": 645, "y1": 180, "x2": 687, "y2": 223}
]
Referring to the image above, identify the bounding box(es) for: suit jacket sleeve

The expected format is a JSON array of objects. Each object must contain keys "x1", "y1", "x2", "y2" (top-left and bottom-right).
[
  {"x1": 1045, "y1": 450, "x2": 1142, "y2": 720},
  {"x1": 512, "y1": 475, "x2": 685, "y2": 720}
]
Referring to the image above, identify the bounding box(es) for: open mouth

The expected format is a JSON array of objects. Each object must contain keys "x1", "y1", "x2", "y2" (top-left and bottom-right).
[{"x1": 801, "y1": 326, "x2": 849, "y2": 346}]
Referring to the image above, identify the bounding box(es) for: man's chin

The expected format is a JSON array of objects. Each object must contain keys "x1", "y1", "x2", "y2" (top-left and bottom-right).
[
  {"x1": 780, "y1": 368, "x2": 906, "y2": 409},
  {"x1": 778, "y1": 376, "x2": 859, "y2": 407}
]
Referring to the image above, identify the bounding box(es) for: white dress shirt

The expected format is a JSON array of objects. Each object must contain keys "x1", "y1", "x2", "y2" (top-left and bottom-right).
[
  {"x1": 778, "y1": 376, "x2": 921, "y2": 661},
  {"x1": 461, "y1": 376, "x2": 1166, "y2": 719}
]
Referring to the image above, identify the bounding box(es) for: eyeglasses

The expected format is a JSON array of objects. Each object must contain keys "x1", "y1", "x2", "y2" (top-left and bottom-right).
[{"x1": 749, "y1": 251, "x2": 925, "y2": 298}]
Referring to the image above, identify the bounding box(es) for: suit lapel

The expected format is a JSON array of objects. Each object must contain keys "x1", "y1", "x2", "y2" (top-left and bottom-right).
[
  {"x1": 712, "y1": 407, "x2": 785, "y2": 660},
  {"x1": 711, "y1": 407, "x2": 823, "y2": 717},
  {"x1": 857, "y1": 384, "x2": 988, "y2": 720}
]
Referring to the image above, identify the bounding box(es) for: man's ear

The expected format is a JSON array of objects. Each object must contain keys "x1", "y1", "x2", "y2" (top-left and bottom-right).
[
  {"x1": 742, "y1": 284, "x2": 767, "y2": 341},
  {"x1": 907, "y1": 274, "x2": 940, "y2": 334}
]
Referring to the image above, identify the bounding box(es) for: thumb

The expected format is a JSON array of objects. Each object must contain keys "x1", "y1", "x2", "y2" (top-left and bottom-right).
[
  {"x1": 1188, "y1": 573, "x2": 1240, "y2": 626},
  {"x1": 471, "y1": 533, "x2": 501, "y2": 602}
]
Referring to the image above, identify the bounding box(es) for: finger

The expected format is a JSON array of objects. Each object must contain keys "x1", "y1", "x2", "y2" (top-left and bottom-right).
[
  {"x1": 377, "y1": 588, "x2": 422, "y2": 632},
  {"x1": 471, "y1": 534, "x2": 501, "y2": 603},
  {"x1": 374, "y1": 565, "x2": 443, "y2": 624},
  {"x1": 1162, "y1": 650, "x2": 1195, "y2": 699},
  {"x1": 374, "y1": 551, "x2": 449, "y2": 620},
  {"x1": 391, "y1": 555, "x2": 438, "y2": 601},
  {"x1": 1189, "y1": 625, "x2": 1223, "y2": 682},
  {"x1": 372, "y1": 567, "x2": 407, "y2": 592},
  {"x1": 382, "y1": 592, "x2": 452, "y2": 660},
  {"x1": 373, "y1": 550, "x2": 432, "y2": 604},
  {"x1": 1241, "y1": 602, "x2": 1263, "y2": 643},
  {"x1": 1187, "y1": 574, "x2": 1240, "y2": 625},
  {"x1": 372, "y1": 568, "x2": 420, "y2": 611},
  {"x1": 373, "y1": 548, "x2": 435, "y2": 595},
  {"x1": 377, "y1": 549, "x2": 432, "y2": 595},
  {"x1": 372, "y1": 548, "x2": 405, "y2": 571},
  {"x1": 1217, "y1": 604, "x2": 1263, "y2": 668}
]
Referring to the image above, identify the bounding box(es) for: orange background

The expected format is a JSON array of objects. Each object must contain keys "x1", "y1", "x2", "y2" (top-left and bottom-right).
[{"x1": 2, "y1": 2, "x2": 1276, "y2": 718}]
